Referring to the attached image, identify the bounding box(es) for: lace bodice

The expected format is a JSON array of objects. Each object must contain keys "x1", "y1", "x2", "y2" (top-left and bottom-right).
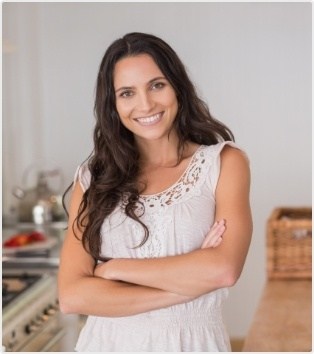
[{"x1": 74, "y1": 141, "x2": 239, "y2": 259}]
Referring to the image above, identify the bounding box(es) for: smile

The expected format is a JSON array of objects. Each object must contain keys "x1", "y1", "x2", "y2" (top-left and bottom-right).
[{"x1": 135, "y1": 113, "x2": 163, "y2": 126}]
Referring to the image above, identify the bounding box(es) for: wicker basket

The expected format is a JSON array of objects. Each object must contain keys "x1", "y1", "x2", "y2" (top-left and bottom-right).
[{"x1": 267, "y1": 207, "x2": 312, "y2": 280}]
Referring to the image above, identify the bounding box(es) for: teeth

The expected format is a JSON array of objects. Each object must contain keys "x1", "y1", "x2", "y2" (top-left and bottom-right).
[{"x1": 136, "y1": 113, "x2": 161, "y2": 124}]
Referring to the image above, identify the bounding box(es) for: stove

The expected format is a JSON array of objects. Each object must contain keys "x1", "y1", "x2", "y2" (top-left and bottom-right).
[
  {"x1": 2, "y1": 268, "x2": 81, "y2": 352},
  {"x1": 3, "y1": 273, "x2": 42, "y2": 307},
  {"x1": 2, "y1": 269, "x2": 63, "y2": 352}
]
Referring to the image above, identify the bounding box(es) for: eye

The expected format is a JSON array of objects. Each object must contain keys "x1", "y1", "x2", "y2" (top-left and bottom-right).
[
  {"x1": 119, "y1": 90, "x2": 134, "y2": 98},
  {"x1": 151, "y1": 82, "x2": 165, "y2": 90}
]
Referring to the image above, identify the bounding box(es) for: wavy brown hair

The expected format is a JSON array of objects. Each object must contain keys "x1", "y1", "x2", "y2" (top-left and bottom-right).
[{"x1": 64, "y1": 32, "x2": 234, "y2": 262}]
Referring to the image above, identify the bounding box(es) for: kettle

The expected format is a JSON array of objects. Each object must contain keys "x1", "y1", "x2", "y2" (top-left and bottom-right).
[{"x1": 13, "y1": 168, "x2": 66, "y2": 224}]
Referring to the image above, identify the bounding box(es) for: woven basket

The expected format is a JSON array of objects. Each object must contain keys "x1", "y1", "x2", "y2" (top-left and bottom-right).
[{"x1": 267, "y1": 207, "x2": 312, "y2": 280}]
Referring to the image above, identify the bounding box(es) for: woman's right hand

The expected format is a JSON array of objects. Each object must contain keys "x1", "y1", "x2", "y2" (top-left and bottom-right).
[{"x1": 201, "y1": 219, "x2": 226, "y2": 249}]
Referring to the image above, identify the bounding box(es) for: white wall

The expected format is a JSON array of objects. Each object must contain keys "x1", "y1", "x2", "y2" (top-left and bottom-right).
[{"x1": 3, "y1": 2, "x2": 312, "y2": 338}]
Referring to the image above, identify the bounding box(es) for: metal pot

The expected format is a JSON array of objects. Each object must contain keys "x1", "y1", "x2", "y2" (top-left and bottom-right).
[{"x1": 13, "y1": 169, "x2": 66, "y2": 224}]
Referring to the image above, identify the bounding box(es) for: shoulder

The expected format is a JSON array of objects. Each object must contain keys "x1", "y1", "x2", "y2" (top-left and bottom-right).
[
  {"x1": 201, "y1": 141, "x2": 249, "y2": 169},
  {"x1": 220, "y1": 144, "x2": 250, "y2": 169},
  {"x1": 74, "y1": 160, "x2": 92, "y2": 192},
  {"x1": 217, "y1": 143, "x2": 251, "y2": 192},
  {"x1": 200, "y1": 141, "x2": 249, "y2": 194},
  {"x1": 202, "y1": 141, "x2": 249, "y2": 166}
]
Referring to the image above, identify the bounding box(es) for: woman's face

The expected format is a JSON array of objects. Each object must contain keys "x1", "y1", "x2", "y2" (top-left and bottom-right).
[{"x1": 113, "y1": 54, "x2": 178, "y2": 143}]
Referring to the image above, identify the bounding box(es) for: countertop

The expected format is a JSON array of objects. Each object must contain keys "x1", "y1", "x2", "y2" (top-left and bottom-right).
[
  {"x1": 2, "y1": 223, "x2": 66, "y2": 270},
  {"x1": 242, "y1": 279, "x2": 312, "y2": 352}
]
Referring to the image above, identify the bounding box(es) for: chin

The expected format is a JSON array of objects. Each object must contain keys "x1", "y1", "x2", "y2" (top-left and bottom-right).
[{"x1": 135, "y1": 131, "x2": 170, "y2": 142}]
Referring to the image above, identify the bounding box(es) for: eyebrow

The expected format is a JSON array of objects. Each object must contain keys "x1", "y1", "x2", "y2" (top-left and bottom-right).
[{"x1": 115, "y1": 76, "x2": 167, "y2": 93}]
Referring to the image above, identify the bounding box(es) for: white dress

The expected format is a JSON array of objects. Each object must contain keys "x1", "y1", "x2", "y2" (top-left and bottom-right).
[{"x1": 74, "y1": 141, "x2": 239, "y2": 352}]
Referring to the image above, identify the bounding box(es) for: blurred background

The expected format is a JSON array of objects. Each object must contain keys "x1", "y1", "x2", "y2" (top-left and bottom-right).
[{"x1": 2, "y1": 1, "x2": 311, "y2": 346}]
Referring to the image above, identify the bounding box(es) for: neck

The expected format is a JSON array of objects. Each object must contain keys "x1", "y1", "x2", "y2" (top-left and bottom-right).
[{"x1": 136, "y1": 135, "x2": 181, "y2": 168}]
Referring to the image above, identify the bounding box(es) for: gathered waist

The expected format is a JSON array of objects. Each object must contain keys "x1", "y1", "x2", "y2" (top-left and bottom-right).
[
  {"x1": 77, "y1": 290, "x2": 231, "y2": 352},
  {"x1": 87, "y1": 297, "x2": 226, "y2": 330},
  {"x1": 82, "y1": 289, "x2": 229, "y2": 332}
]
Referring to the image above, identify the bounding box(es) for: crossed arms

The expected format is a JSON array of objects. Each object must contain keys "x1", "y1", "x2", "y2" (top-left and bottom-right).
[{"x1": 58, "y1": 146, "x2": 252, "y2": 317}]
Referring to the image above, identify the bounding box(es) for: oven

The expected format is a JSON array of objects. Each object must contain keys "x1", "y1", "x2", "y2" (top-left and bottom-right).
[
  {"x1": 2, "y1": 268, "x2": 80, "y2": 352},
  {"x1": 2, "y1": 224, "x2": 81, "y2": 351}
]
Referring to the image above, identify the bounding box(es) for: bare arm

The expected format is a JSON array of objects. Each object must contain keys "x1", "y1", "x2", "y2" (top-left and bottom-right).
[
  {"x1": 93, "y1": 146, "x2": 253, "y2": 297},
  {"x1": 57, "y1": 183, "x2": 195, "y2": 316}
]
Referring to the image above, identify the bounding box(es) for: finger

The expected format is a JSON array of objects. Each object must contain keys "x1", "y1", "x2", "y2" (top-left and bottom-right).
[
  {"x1": 215, "y1": 219, "x2": 226, "y2": 231},
  {"x1": 206, "y1": 224, "x2": 226, "y2": 241},
  {"x1": 201, "y1": 219, "x2": 226, "y2": 249},
  {"x1": 212, "y1": 236, "x2": 223, "y2": 248},
  {"x1": 209, "y1": 219, "x2": 225, "y2": 234},
  {"x1": 201, "y1": 229, "x2": 224, "y2": 248}
]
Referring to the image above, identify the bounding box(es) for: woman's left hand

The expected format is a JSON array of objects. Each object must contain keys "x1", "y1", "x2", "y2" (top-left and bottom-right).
[{"x1": 201, "y1": 219, "x2": 226, "y2": 249}]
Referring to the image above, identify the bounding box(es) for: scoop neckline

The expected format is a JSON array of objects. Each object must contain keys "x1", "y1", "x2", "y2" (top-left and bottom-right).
[{"x1": 139, "y1": 145, "x2": 204, "y2": 198}]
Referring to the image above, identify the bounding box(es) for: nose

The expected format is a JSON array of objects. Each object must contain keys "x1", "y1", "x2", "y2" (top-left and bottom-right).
[{"x1": 137, "y1": 91, "x2": 154, "y2": 113}]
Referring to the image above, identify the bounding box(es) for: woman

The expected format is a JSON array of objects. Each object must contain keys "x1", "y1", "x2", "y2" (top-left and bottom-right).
[{"x1": 58, "y1": 32, "x2": 252, "y2": 352}]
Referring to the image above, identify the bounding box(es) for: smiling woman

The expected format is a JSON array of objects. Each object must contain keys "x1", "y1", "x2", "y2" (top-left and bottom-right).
[
  {"x1": 114, "y1": 55, "x2": 179, "y2": 143},
  {"x1": 58, "y1": 32, "x2": 252, "y2": 352}
]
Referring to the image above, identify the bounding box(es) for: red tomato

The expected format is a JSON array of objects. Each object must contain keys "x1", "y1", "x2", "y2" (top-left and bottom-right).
[
  {"x1": 4, "y1": 234, "x2": 30, "y2": 247},
  {"x1": 28, "y1": 231, "x2": 46, "y2": 242},
  {"x1": 3, "y1": 231, "x2": 46, "y2": 248}
]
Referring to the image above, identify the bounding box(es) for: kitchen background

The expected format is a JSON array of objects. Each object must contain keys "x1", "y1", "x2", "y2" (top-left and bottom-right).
[{"x1": 3, "y1": 1, "x2": 311, "y2": 343}]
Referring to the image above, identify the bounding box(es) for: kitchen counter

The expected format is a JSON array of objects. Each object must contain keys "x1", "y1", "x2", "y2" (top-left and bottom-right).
[
  {"x1": 2, "y1": 223, "x2": 66, "y2": 269},
  {"x1": 242, "y1": 279, "x2": 312, "y2": 352}
]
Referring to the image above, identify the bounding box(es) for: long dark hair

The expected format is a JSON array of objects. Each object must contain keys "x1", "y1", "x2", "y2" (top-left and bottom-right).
[{"x1": 65, "y1": 32, "x2": 234, "y2": 261}]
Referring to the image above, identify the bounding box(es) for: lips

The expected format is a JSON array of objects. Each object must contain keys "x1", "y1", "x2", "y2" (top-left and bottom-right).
[{"x1": 134, "y1": 112, "x2": 163, "y2": 126}]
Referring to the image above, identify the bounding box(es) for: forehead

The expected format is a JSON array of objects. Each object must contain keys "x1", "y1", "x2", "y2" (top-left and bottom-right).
[{"x1": 113, "y1": 54, "x2": 164, "y2": 86}]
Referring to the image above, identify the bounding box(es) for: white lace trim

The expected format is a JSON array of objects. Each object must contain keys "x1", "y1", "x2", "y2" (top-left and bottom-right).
[{"x1": 139, "y1": 145, "x2": 209, "y2": 209}]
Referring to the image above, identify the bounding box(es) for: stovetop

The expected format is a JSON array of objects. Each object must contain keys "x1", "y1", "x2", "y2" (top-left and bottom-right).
[{"x1": 2, "y1": 273, "x2": 43, "y2": 308}]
